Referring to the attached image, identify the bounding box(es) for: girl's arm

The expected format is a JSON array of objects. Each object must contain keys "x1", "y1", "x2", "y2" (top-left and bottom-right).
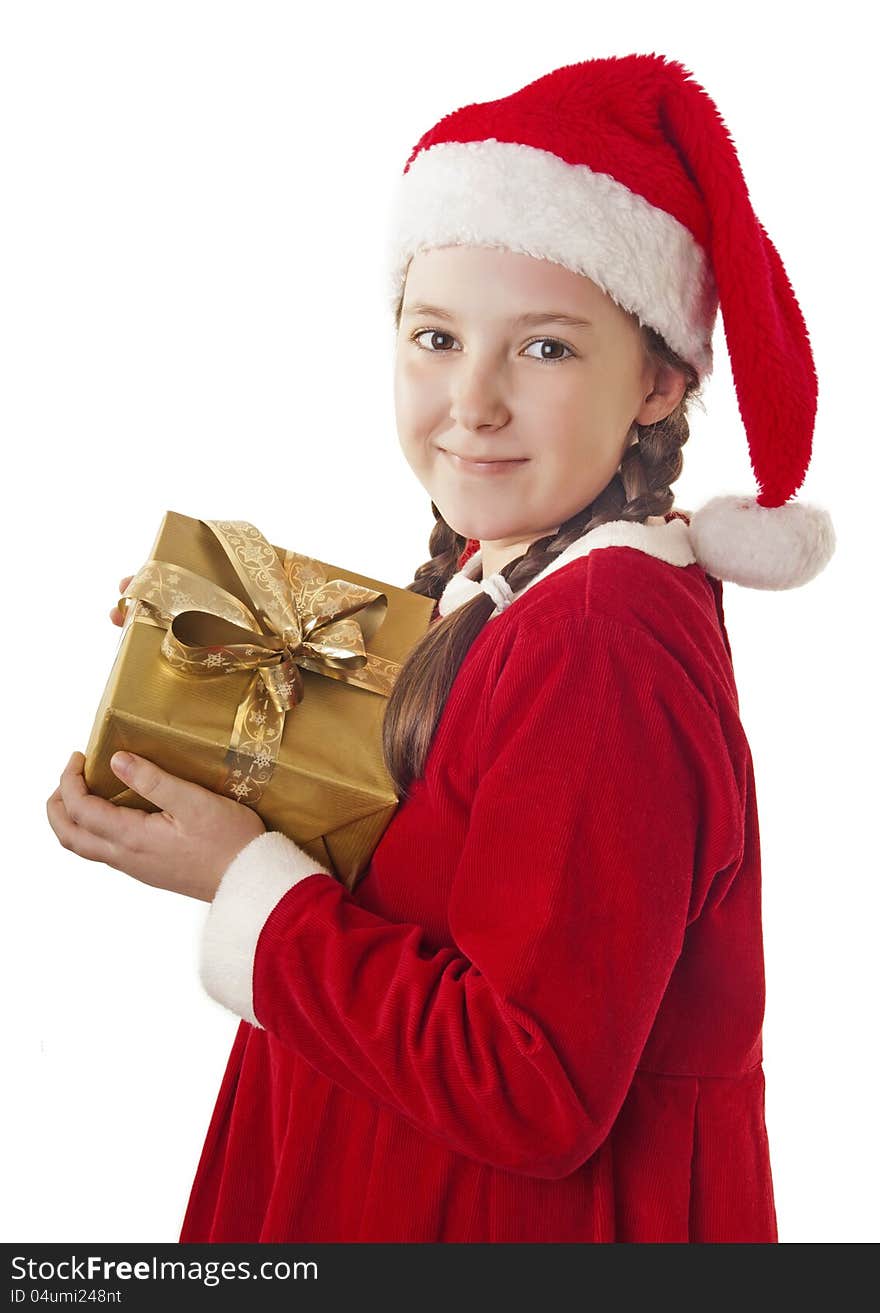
[{"x1": 199, "y1": 613, "x2": 743, "y2": 1180}]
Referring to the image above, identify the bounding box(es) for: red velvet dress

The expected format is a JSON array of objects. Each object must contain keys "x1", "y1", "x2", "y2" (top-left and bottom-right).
[{"x1": 179, "y1": 514, "x2": 777, "y2": 1243}]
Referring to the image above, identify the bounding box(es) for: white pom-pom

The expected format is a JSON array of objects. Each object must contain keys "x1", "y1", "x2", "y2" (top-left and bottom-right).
[{"x1": 688, "y1": 494, "x2": 836, "y2": 590}]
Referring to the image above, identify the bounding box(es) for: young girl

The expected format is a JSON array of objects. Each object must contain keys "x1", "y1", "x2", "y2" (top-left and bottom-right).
[{"x1": 50, "y1": 53, "x2": 835, "y2": 1243}]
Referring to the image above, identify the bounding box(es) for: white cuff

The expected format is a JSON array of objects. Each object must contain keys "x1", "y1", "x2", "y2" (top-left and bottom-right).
[{"x1": 198, "y1": 829, "x2": 332, "y2": 1028}]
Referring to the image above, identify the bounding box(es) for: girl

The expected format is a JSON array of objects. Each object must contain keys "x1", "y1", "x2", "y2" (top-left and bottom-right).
[{"x1": 48, "y1": 53, "x2": 835, "y2": 1243}]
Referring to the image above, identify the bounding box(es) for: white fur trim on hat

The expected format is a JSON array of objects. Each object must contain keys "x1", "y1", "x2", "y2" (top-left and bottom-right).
[
  {"x1": 199, "y1": 829, "x2": 332, "y2": 1028},
  {"x1": 688, "y1": 494, "x2": 836, "y2": 590},
  {"x1": 386, "y1": 139, "x2": 718, "y2": 378}
]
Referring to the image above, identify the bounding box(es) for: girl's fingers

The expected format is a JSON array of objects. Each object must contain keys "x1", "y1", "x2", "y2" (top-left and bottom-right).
[
  {"x1": 58, "y1": 752, "x2": 142, "y2": 846},
  {"x1": 110, "y1": 575, "x2": 134, "y2": 625},
  {"x1": 47, "y1": 788, "x2": 121, "y2": 867}
]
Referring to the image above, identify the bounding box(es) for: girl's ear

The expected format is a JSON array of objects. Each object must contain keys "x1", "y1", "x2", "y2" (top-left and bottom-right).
[{"x1": 636, "y1": 362, "x2": 689, "y2": 427}]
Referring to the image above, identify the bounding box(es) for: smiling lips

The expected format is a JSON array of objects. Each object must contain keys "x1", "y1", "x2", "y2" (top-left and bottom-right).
[{"x1": 442, "y1": 449, "x2": 528, "y2": 474}]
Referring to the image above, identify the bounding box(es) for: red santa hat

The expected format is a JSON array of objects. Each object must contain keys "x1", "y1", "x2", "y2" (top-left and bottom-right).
[{"x1": 385, "y1": 53, "x2": 835, "y2": 590}]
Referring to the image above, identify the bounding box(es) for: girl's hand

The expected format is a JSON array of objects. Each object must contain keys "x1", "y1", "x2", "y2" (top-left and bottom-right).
[
  {"x1": 109, "y1": 575, "x2": 134, "y2": 627},
  {"x1": 46, "y1": 750, "x2": 267, "y2": 903}
]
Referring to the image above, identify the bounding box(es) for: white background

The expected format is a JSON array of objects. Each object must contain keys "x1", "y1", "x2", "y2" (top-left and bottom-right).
[{"x1": 2, "y1": 0, "x2": 874, "y2": 1244}]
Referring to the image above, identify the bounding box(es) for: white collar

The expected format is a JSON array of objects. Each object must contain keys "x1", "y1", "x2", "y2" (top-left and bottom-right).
[{"x1": 437, "y1": 515, "x2": 696, "y2": 618}]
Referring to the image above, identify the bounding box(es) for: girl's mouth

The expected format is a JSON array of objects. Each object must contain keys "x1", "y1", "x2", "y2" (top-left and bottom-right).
[{"x1": 441, "y1": 450, "x2": 529, "y2": 475}]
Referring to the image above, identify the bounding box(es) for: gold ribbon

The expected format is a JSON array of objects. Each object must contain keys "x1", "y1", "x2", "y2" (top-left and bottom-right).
[{"x1": 119, "y1": 519, "x2": 401, "y2": 806}]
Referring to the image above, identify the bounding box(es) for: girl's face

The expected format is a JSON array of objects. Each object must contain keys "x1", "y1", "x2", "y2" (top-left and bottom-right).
[{"x1": 394, "y1": 245, "x2": 686, "y2": 575}]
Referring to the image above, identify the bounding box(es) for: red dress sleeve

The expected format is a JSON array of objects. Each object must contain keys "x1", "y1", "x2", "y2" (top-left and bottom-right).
[{"x1": 228, "y1": 614, "x2": 743, "y2": 1178}]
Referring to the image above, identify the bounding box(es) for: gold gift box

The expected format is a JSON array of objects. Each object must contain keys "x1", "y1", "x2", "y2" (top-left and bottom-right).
[{"x1": 83, "y1": 511, "x2": 435, "y2": 892}]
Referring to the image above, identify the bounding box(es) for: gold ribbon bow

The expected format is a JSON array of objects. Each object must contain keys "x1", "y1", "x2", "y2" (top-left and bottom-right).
[{"x1": 119, "y1": 519, "x2": 401, "y2": 806}]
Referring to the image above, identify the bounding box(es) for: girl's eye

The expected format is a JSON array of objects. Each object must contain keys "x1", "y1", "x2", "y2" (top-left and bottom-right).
[
  {"x1": 410, "y1": 329, "x2": 459, "y2": 353},
  {"x1": 522, "y1": 338, "x2": 574, "y2": 362},
  {"x1": 409, "y1": 329, "x2": 574, "y2": 363}
]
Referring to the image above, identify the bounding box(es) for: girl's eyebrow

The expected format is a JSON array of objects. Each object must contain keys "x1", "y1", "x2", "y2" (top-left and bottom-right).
[{"x1": 402, "y1": 302, "x2": 594, "y2": 331}]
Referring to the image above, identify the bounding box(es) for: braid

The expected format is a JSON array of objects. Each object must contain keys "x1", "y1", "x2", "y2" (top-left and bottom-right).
[{"x1": 408, "y1": 503, "x2": 467, "y2": 602}]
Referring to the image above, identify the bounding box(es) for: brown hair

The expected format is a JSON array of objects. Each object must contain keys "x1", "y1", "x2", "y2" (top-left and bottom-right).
[{"x1": 382, "y1": 276, "x2": 705, "y2": 799}]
